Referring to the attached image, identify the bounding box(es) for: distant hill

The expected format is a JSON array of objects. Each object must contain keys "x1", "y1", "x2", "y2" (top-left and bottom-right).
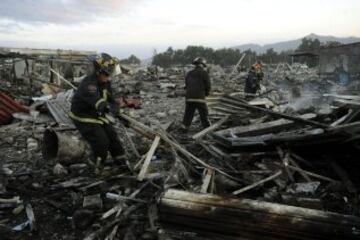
[{"x1": 233, "y1": 33, "x2": 360, "y2": 53}]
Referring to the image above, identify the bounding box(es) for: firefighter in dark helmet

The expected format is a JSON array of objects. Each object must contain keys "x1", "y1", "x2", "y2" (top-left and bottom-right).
[
  {"x1": 69, "y1": 53, "x2": 125, "y2": 172},
  {"x1": 182, "y1": 57, "x2": 211, "y2": 131}
]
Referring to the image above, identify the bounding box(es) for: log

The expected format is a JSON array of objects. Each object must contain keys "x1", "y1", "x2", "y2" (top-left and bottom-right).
[{"x1": 159, "y1": 189, "x2": 360, "y2": 240}]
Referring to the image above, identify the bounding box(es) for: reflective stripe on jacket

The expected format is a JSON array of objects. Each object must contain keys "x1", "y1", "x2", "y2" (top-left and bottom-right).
[{"x1": 70, "y1": 74, "x2": 117, "y2": 124}]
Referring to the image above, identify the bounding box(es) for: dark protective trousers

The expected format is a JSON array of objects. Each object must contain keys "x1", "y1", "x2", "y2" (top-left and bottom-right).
[
  {"x1": 182, "y1": 102, "x2": 211, "y2": 128},
  {"x1": 74, "y1": 122, "x2": 125, "y2": 161}
]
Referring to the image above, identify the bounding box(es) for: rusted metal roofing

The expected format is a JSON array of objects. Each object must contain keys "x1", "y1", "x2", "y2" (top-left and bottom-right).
[{"x1": 0, "y1": 92, "x2": 28, "y2": 125}]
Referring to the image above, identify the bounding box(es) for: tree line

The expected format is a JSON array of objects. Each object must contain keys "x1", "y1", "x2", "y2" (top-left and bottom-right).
[
  {"x1": 119, "y1": 38, "x2": 342, "y2": 68},
  {"x1": 150, "y1": 38, "x2": 342, "y2": 68},
  {"x1": 119, "y1": 54, "x2": 141, "y2": 65}
]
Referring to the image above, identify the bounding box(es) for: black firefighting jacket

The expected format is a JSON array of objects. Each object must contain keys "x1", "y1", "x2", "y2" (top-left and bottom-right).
[
  {"x1": 69, "y1": 73, "x2": 117, "y2": 124},
  {"x1": 185, "y1": 66, "x2": 211, "y2": 102},
  {"x1": 244, "y1": 70, "x2": 259, "y2": 94}
]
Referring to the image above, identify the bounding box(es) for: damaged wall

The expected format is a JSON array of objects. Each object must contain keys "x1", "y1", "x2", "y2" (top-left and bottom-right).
[{"x1": 318, "y1": 42, "x2": 360, "y2": 75}]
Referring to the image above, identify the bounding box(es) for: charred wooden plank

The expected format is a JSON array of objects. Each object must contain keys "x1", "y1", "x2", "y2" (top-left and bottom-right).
[{"x1": 159, "y1": 189, "x2": 360, "y2": 240}]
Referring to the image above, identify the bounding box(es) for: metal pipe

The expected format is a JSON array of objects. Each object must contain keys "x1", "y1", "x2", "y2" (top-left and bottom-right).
[{"x1": 42, "y1": 129, "x2": 91, "y2": 165}]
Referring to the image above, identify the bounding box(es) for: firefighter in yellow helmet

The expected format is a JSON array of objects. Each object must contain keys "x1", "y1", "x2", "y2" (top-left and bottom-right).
[{"x1": 69, "y1": 53, "x2": 125, "y2": 172}]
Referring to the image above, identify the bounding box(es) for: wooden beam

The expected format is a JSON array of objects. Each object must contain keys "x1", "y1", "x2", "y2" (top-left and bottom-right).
[
  {"x1": 229, "y1": 53, "x2": 246, "y2": 76},
  {"x1": 277, "y1": 147, "x2": 294, "y2": 182},
  {"x1": 49, "y1": 68, "x2": 77, "y2": 90},
  {"x1": 192, "y1": 115, "x2": 230, "y2": 140},
  {"x1": 323, "y1": 93, "x2": 360, "y2": 101},
  {"x1": 288, "y1": 158, "x2": 312, "y2": 182},
  {"x1": 160, "y1": 189, "x2": 360, "y2": 240},
  {"x1": 137, "y1": 135, "x2": 161, "y2": 181},
  {"x1": 334, "y1": 99, "x2": 360, "y2": 106},
  {"x1": 200, "y1": 169, "x2": 214, "y2": 193},
  {"x1": 286, "y1": 165, "x2": 339, "y2": 184},
  {"x1": 216, "y1": 113, "x2": 316, "y2": 136},
  {"x1": 232, "y1": 171, "x2": 282, "y2": 195},
  {"x1": 119, "y1": 113, "x2": 246, "y2": 184},
  {"x1": 221, "y1": 96, "x2": 329, "y2": 129}
]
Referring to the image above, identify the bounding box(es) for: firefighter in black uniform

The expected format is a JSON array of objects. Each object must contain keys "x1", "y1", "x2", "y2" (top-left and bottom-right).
[
  {"x1": 182, "y1": 57, "x2": 211, "y2": 131},
  {"x1": 245, "y1": 61, "x2": 264, "y2": 96},
  {"x1": 69, "y1": 53, "x2": 125, "y2": 171},
  {"x1": 244, "y1": 65, "x2": 258, "y2": 95}
]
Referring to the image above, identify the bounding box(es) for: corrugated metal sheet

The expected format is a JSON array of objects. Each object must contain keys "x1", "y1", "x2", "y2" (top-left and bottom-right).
[
  {"x1": 46, "y1": 90, "x2": 75, "y2": 128},
  {"x1": 0, "y1": 92, "x2": 28, "y2": 125}
]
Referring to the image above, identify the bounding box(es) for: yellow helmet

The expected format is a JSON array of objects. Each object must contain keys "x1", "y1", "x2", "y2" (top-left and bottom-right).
[{"x1": 94, "y1": 53, "x2": 120, "y2": 76}]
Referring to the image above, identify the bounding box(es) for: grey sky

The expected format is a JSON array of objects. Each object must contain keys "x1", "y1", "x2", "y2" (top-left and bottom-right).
[
  {"x1": 0, "y1": 0, "x2": 129, "y2": 23},
  {"x1": 0, "y1": 0, "x2": 359, "y2": 58}
]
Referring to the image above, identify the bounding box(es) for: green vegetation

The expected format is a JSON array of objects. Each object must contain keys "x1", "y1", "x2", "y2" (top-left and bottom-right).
[
  {"x1": 152, "y1": 38, "x2": 342, "y2": 68},
  {"x1": 120, "y1": 54, "x2": 141, "y2": 65}
]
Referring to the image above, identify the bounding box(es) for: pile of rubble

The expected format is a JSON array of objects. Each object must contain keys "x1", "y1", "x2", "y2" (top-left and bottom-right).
[
  {"x1": 1, "y1": 54, "x2": 360, "y2": 240},
  {"x1": 270, "y1": 62, "x2": 320, "y2": 84}
]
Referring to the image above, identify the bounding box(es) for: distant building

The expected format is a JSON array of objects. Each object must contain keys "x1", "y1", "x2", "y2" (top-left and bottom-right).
[
  {"x1": 0, "y1": 47, "x2": 96, "y2": 83},
  {"x1": 291, "y1": 42, "x2": 360, "y2": 85},
  {"x1": 318, "y1": 42, "x2": 360, "y2": 72}
]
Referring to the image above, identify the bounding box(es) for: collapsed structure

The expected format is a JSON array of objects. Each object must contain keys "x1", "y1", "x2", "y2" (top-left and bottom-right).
[{"x1": 1, "y1": 46, "x2": 360, "y2": 240}]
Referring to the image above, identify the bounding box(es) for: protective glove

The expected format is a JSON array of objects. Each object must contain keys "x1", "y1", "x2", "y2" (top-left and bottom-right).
[{"x1": 97, "y1": 102, "x2": 110, "y2": 116}]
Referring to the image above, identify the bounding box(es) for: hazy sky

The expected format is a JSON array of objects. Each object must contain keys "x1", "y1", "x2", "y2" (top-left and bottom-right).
[{"x1": 0, "y1": 0, "x2": 359, "y2": 58}]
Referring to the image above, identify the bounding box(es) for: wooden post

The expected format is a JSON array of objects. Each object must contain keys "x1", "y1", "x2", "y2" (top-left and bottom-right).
[
  {"x1": 230, "y1": 53, "x2": 246, "y2": 76},
  {"x1": 50, "y1": 68, "x2": 77, "y2": 90}
]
